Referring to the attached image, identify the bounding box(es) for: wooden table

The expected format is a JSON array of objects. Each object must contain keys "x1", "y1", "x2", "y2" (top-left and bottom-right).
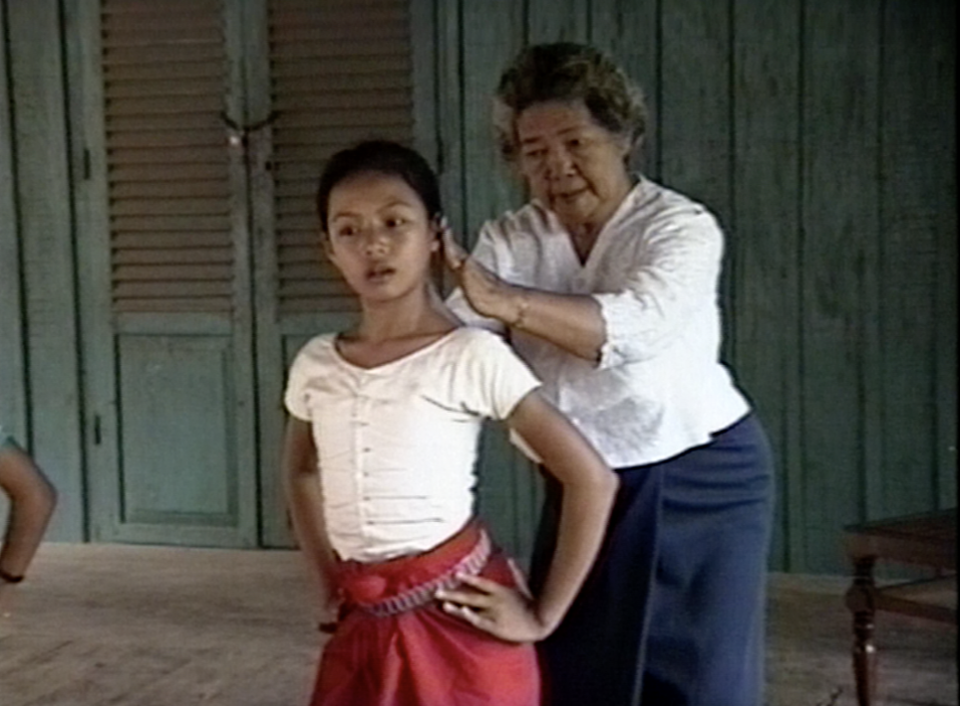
[{"x1": 844, "y1": 508, "x2": 957, "y2": 706}]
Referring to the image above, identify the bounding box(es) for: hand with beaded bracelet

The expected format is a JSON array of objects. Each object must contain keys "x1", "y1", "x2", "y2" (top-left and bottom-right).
[{"x1": 442, "y1": 228, "x2": 606, "y2": 362}]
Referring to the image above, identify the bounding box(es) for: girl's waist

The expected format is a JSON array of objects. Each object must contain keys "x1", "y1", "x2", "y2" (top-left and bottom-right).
[
  {"x1": 335, "y1": 519, "x2": 491, "y2": 616},
  {"x1": 325, "y1": 500, "x2": 474, "y2": 562}
]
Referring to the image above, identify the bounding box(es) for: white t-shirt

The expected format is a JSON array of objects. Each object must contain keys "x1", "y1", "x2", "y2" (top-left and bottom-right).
[
  {"x1": 284, "y1": 327, "x2": 540, "y2": 562},
  {"x1": 447, "y1": 177, "x2": 750, "y2": 468}
]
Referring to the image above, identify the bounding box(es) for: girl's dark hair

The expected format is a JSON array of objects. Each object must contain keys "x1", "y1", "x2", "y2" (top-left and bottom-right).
[{"x1": 315, "y1": 140, "x2": 442, "y2": 232}]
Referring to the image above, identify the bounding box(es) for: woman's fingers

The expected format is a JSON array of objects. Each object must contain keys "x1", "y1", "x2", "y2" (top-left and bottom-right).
[
  {"x1": 440, "y1": 232, "x2": 510, "y2": 320},
  {"x1": 442, "y1": 227, "x2": 468, "y2": 271}
]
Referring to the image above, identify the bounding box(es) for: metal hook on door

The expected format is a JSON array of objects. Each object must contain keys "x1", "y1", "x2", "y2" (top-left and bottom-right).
[{"x1": 220, "y1": 110, "x2": 280, "y2": 148}]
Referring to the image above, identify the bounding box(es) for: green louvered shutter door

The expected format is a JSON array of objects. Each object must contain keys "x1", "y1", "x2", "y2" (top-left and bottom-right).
[
  {"x1": 251, "y1": 0, "x2": 419, "y2": 546},
  {"x1": 84, "y1": 0, "x2": 259, "y2": 546}
]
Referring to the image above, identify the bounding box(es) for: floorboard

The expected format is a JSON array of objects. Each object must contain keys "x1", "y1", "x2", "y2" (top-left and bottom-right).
[{"x1": 0, "y1": 545, "x2": 955, "y2": 705}]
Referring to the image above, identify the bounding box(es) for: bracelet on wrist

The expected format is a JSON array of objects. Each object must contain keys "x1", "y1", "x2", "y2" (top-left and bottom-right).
[
  {"x1": 510, "y1": 291, "x2": 530, "y2": 330},
  {"x1": 0, "y1": 567, "x2": 24, "y2": 584}
]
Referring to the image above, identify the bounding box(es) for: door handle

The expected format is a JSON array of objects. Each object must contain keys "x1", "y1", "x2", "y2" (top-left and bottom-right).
[{"x1": 220, "y1": 110, "x2": 280, "y2": 147}]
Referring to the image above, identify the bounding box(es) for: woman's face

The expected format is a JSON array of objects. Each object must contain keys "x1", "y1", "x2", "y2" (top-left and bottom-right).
[
  {"x1": 515, "y1": 101, "x2": 632, "y2": 235},
  {"x1": 324, "y1": 171, "x2": 439, "y2": 304}
]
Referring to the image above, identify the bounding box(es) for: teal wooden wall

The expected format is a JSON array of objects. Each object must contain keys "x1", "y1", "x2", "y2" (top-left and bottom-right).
[
  {"x1": 1, "y1": 0, "x2": 86, "y2": 541},
  {"x1": 0, "y1": 0, "x2": 955, "y2": 573},
  {"x1": 435, "y1": 0, "x2": 957, "y2": 573}
]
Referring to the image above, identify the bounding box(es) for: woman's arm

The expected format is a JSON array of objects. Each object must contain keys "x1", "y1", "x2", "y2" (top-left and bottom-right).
[
  {"x1": 0, "y1": 443, "x2": 57, "y2": 612},
  {"x1": 281, "y1": 417, "x2": 338, "y2": 624},
  {"x1": 445, "y1": 229, "x2": 605, "y2": 362},
  {"x1": 437, "y1": 391, "x2": 617, "y2": 641},
  {"x1": 444, "y1": 211, "x2": 723, "y2": 366}
]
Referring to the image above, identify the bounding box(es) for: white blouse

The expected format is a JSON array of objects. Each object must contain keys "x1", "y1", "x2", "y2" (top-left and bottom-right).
[
  {"x1": 447, "y1": 177, "x2": 750, "y2": 468},
  {"x1": 284, "y1": 327, "x2": 540, "y2": 562}
]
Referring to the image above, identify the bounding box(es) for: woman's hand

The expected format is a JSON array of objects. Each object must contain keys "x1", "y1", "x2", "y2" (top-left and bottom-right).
[
  {"x1": 443, "y1": 227, "x2": 606, "y2": 359},
  {"x1": 443, "y1": 227, "x2": 520, "y2": 323},
  {"x1": 434, "y1": 565, "x2": 553, "y2": 643}
]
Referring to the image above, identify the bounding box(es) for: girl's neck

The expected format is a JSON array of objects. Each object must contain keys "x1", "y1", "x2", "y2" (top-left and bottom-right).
[
  {"x1": 352, "y1": 286, "x2": 457, "y2": 344},
  {"x1": 338, "y1": 287, "x2": 458, "y2": 369}
]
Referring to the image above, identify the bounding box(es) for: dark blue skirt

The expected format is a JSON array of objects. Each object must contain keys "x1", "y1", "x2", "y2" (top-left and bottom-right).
[{"x1": 531, "y1": 413, "x2": 775, "y2": 706}]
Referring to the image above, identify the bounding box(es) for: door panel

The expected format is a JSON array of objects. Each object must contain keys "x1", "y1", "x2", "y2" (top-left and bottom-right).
[
  {"x1": 78, "y1": 0, "x2": 258, "y2": 547},
  {"x1": 117, "y1": 335, "x2": 238, "y2": 525}
]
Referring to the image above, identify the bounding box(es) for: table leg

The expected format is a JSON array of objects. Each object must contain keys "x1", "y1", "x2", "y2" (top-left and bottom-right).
[{"x1": 845, "y1": 556, "x2": 877, "y2": 706}]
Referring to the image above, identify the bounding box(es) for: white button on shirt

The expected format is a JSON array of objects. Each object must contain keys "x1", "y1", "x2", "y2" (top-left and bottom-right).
[
  {"x1": 447, "y1": 177, "x2": 750, "y2": 468},
  {"x1": 284, "y1": 327, "x2": 540, "y2": 562}
]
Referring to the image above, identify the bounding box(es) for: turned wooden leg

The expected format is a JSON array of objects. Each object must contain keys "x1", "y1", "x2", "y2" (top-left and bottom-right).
[{"x1": 845, "y1": 556, "x2": 877, "y2": 706}]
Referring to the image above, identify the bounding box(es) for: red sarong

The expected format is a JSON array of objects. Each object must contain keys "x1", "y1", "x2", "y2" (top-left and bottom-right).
[{"x1": 311, "y1": 522, "x2": 541, "y2": 706}]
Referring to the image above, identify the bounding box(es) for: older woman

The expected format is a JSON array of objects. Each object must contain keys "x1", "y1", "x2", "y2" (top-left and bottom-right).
[{"x1": 445, "y1": 43, "x2": 774, "y2": 706}]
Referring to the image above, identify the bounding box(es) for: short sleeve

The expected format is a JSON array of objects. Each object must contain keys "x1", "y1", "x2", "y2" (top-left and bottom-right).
[
  {"x1": 455, "y1": 330, "x2": 540, "y2": 420},
  {"x1": 283, "y1": 346, "x2": 314, "y2": 421},
  {"x1": 0, "y1": 423, "x2": 12, "y2": 448}
]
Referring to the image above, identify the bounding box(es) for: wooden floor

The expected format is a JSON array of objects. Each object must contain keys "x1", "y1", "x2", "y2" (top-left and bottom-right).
[{"x1": 1, "y1": 544, "x2": 955, "y2": 706}]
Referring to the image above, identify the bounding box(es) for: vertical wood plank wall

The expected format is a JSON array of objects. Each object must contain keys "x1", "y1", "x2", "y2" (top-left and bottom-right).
[
  {"x1": 2, "y1": 0, "x2": 86, "y2": 540},
  {"x1": 0, "y1": 0, "x2": 955, "y2": 573},
  {"x1": 0, "y1": 2, "x2": 27, "y2": 446}
]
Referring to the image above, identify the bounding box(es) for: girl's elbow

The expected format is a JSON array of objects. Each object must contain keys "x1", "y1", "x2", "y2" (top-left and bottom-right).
[
  {"x1": 564, "y1": 463, "x2": 619, "y2": 498},
  {"x1": 604, "y1": 467, "x2": 619, "y2": 490},
  {"x1": 42, "y1": 482, "x2": 58, "y2": 514},
  {"x1": 598, "y1": 468, "x2": 620, "y2": 500},
  {"x1": 30, "y1": 480, "x2": 57, "y2": 515},
  {"x1": 589, "y1": 463, "x2": 619, "y2": 500}
]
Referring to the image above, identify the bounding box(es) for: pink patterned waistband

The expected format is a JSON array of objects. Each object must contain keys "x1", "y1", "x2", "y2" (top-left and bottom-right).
[{"x1": 356, "y1": 530, "x2": 492, "y2": 618}]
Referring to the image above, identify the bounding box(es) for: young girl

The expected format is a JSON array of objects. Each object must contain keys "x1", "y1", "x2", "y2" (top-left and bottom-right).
[{"x1": 282, "y1": 140, "x2": 618, "y2": 706}]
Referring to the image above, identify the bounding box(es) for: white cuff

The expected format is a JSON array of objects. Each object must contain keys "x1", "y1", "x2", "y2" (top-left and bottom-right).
[{"x1": 594, "y1": 292, "x2": 635, "y2": 370}]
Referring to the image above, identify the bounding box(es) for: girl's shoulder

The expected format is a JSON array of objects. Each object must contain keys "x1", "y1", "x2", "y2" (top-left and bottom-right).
[
  {"x1": 441, "y1": 326, "x2": 521, "y2": 366},
  {"x1": 289, "y1": 333, "x2": 339, "y2": 369},
  {"x1": 298, "y1": 331, "x2": 338, "y2": 352},
  {"x1": 444, "y1": 325, "x2": 505, "y2": 349}
]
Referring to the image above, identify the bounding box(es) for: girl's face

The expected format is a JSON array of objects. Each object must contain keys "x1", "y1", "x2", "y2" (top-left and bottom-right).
[{"x1": 324, "y1": 171, "x2": 439, "y2": 304}]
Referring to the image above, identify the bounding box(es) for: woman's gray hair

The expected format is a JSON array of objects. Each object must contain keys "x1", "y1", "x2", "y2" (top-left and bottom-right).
[{"x1": 493, "y1": 42, "x2": 648, "y2": 163}]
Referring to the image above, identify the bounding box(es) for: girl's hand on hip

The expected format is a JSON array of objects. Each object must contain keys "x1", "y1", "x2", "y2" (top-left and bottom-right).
[
  {"x1": 316, "y1": 591, "x2": 342, "y2": 634},
  {"x1": 442, "y1": 227, "x2": 517, "y2": 322},
  {"x1": 435, "y1": 568, "x2": 550, "y2": 643}
]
